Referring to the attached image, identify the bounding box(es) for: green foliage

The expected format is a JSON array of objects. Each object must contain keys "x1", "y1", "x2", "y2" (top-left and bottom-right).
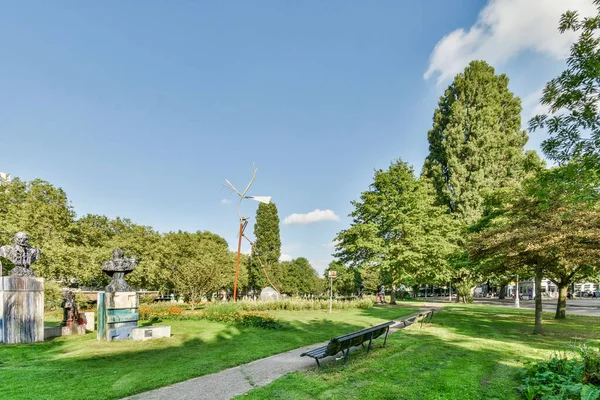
[
  {"x1": 163, "y1": 231, "x2": 236, "y2": 309},
  {"x1": 43, "y1": 281, "x2": 64, "y2": 311},
  {"x1": 236, "y1": 297, "x2": 374, "y2": 311},
  {"x1": 529, "y1": 2, "x2": 600, "y2": 164},
  {"x1": 324, "y1": 261, "x2": 359, "y2": 296},
  {"x1": 335, "y1": 160, "x2": 461, "y2": 288},
  {"x1": 518, "y1": 346, "x2": 600, "y2": 400},
  {"x1": 424, "y1": 60, "x2": 529, "y2": 224},
  {"x1": 202, "y1": 302, "x2": 282, "y2": 329},
  {"x1": 469, "y1": 163, "x2": 600, "y2": 322},
  {"x1": 249, "y1": 202, "x2": 281, "y2": 290},
  {"x1": 273, "y1": 257, "x2": 323, "y2": 295}
]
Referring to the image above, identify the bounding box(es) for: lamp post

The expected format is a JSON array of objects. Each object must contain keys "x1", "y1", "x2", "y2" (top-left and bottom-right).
[
  {"x1": 515, "y1": 273, "x2": 520, "y2": 308},
  {"x1": 224, "y1": 167, "x2": 271, "y2": 301}
]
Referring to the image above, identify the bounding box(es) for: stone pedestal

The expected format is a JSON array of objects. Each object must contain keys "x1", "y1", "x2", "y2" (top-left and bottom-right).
[
  {"x1": 131, "y1": 325, "x2": 171, "y2": 341},
  {"x1": 0, "y1": 277, "x2": 44, "y2": 344},
  {"x1": 44, "y1": 325, "x2": 86, "y2": 340},
  {"x1": 81, "y1": 311, "x2": 95, "y2": 331},
  {"x1": 97, "y1": 292, "x2": 138, "y2": 341}
]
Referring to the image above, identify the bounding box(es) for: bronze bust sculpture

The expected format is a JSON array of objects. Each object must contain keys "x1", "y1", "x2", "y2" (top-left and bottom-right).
[
  {"x1": 0, "y1": 232, "x2": 42, "y2": 277},
  {"x1": 102, "y1": 248, "x2": 137, "y2": 292}
]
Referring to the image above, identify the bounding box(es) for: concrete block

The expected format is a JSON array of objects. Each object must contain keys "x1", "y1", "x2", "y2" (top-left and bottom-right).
[
  {"x1": 131, "y1": 325, "x2": 171, "y2": 341},
  {"x1": 44, "y1": 325, "x2": 86, "y2": 340},
  {"x1": 44, "y1": 326, "x2": 62, "y2": 340},
  {"x1": 105, "y1": 292, "x2": 138, "y2": 309},
  {"x1": 81, "y1": 312, "x2": 95, "y2": 331},
  {"x1": 0, "y1": 277, "x2": 44, "y2": 343}
]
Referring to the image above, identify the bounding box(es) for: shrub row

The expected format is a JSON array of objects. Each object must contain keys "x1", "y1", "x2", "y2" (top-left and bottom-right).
[
  {"x1": 138, "y1": 303, "x2": 281, "y2": 329},
  {"x1": 237, "y1": 297, "x2": 375, "y2": 311},
  {"x1": 201, "y1": 309, "x2": 281, "y2": 329}
]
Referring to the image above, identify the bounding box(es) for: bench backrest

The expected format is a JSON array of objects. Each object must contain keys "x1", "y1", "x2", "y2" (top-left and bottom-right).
[{"x1": 321, "y1": 321, "x2": 394, "y2": 357}]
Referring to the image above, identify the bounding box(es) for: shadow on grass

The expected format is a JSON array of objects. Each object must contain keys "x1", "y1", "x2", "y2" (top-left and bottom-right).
[
  {"x1": 0, "y1": 315, "x2": 396, "y2": 400},
  {"x1": 238, "y1": 306, "x2": 600, "y2": 400},
  {"x1": 241, "y1": 324, "x2": 526, "y2": 400},
  {"x1": 431, "y1": 305, "x2": 600, "y2": 352}
]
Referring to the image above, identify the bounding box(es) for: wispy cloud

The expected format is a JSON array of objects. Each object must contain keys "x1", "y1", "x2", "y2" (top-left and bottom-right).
[
  {"x1": 279, "y1": 254, "x2": 293, "y2": 262},
  {"x1": 424, "y1": 0, "x2": 596, "y2": 84},
  {"x1": 322, "y1": 240, "x2": 340, "y2": 249},
  {"x1": 283, "y1": 209, "x2": 340, "y2": 225},
  {"x1": 309, "y1": 259, "x2": 332, "y2": 275},
  {"x1": 220, "y1": 198, "x2": 232, "y2": 205}
]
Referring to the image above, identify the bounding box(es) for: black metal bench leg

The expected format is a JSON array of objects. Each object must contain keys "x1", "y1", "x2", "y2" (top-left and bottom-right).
[
  {"x1": 315, "y1": 358, "x2": 320, "y2": 368},
  {"x1": 343, "y1": 342, "x2": 352, "y2": 364},
  {"x1": 366, "y1": 332, "x2": 373, "y2": 353},
  {"x1": 383, "y1": 326, "x2": 390, "y2": 347}
]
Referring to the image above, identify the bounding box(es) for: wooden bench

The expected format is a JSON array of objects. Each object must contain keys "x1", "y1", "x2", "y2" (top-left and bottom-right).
[{"x1": 300, "y1": 320, "x2": 395, "y2": 367}]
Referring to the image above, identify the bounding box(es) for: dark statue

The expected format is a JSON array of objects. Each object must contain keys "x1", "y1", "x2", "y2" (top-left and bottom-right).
[
  {"x1": 61, "y1": 290, "x2": 82, "y2": 327},
  {"x1": 102, "y1": 248, "x2": 137, "y2": 292},
  {"x1": 0, "y1": 232, "x2": 42, "y2": 277}
]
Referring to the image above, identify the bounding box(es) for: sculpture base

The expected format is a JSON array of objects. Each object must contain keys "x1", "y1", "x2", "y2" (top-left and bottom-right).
[
  {"x1": 131, "y1": 325, "x2": 171, "y2": 341},
  {"x1": 97, "y1": 292, "x2": 139, "y2": 341},
  {"x1": 81, "y1": 311, "x2": 95, "y2": 331},
  {"x1": 44, "y1": 325, "x2": 86, "y2": 340},
  {"x1": 0, "y1": 277, "x2": 44, "y2": 344}
]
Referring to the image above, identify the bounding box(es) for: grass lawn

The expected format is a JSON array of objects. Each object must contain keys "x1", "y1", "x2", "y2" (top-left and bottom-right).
[
  {"x1": 0, "y1": 306, "x2": 417, "y2": 400},
  {"x1": 238, "y1": 305, "x2": 600, "y2": 400}
]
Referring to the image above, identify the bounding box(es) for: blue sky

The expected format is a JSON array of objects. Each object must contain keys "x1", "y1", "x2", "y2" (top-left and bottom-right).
[{"x1": 1, "y1": 0, "x2": 595, "y2": 274}]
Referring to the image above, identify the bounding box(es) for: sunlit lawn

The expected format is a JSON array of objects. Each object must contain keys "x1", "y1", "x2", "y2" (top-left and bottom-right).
[
  {"x1": 0, "y1": 306, "x2": 417, "y2": 400},
  {"x1": 239, "y1": 305, "x2": 600, "y2": 400}
]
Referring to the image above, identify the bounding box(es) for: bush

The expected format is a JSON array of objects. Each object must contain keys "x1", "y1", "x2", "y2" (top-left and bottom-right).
[
  {"x1": 44, "y1": 281, "x2": 63, "y2": 311},
  {"x1": 579, "y1": 344, "x2": 600, "y2": 386},
  {"x1": 518, "y1": 346, "x2": 600, "y2": 399},
  {"x1": 201, "y1": 302, "x2": 282, "y2": 329}
]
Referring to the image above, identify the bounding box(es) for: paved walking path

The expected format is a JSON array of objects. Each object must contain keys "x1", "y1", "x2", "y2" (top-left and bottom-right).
[{"x1": 127, "y1": 308, "x2": 437, "y2": 400}]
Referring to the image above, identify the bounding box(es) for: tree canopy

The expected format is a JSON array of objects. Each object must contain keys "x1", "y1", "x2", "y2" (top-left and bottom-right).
[{"x1": 335, "y1": 160, "x2": 461, "y2": 292}]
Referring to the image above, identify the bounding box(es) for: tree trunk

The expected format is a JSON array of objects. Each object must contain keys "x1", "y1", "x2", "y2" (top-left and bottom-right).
[
  {"x1": 533, "y1": 267, "x2": 543, "y2": 335},
  {"x1": 389, "y1": 284, "x2": 397, "y2": 305},
  {"x1": 498, "y1": 285, "x2": 506, "y2": 299},
  {"x1": 555, "y1": 284, "x2": 568, "y2": 320}
]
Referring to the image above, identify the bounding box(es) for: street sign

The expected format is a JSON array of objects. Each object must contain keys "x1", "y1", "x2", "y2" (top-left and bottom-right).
[{"x1": 328, "y1": 271, "x2": 337, "y2": 278}]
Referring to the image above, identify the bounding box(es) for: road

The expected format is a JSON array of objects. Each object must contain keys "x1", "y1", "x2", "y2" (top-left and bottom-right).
[{"x1": 470, "y1": 297, "x2": 600, "y2": 317}]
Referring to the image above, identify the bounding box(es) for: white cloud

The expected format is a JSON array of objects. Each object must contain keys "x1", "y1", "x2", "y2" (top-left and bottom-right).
[
  {"x1": 220, "y1": 198, "x2": 232, "y2": 205},
  {"x1": 522, "y1": 87, "x2": 550, "y2": 120},
  {"x1": 309, "y1": 259, "x2": 332, "y2": 275},
  {"x1": 424, "y1": 0, "x2": 597, "y2": 84},
  {"x1": 322, "y1": 240, "x2": 340, "y2": 249},
  {"x1": 279, "y1": 254, "x2": 293, "y2": 262},
  {"x1": 283, "y1": 209, "x2": 340, "y2": 225}
]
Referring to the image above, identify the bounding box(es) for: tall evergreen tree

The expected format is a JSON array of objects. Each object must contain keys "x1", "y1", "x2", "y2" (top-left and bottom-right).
[
  {"x1": 423, "y1": 60, "x2": 528, "y2": 224},
  {"x1": 249, "y1": 202, "x2": 281, "y2": 290}
]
